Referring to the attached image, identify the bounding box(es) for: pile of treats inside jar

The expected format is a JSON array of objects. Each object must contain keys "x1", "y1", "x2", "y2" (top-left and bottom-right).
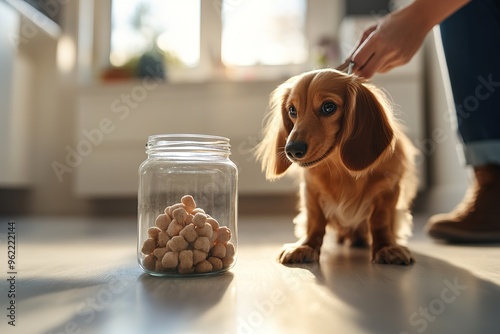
[{"x1": 141, "y1": 195, "x2": 235, "y2": 274}]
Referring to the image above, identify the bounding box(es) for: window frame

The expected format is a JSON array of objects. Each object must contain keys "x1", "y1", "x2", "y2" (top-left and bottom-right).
[{"x1": 80, "y1": 0, "x2": 342, "y2": 84}]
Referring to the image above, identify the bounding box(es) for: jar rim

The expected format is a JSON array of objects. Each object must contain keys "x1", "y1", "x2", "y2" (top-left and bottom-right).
[
  {"x1": 146, "y1": 134, "x2": 231, "y2": 155},
  {"x1": 147, "y1": 134, "x2": 229, "y2": 143}
]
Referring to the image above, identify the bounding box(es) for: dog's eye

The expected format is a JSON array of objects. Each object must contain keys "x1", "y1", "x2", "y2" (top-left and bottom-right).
[
  {"x1": 321, "y1": 101, "x2": 337, "y2": 116},
  {"x1": 289, "y1": 106, "x2": 297, "y2": 118}
]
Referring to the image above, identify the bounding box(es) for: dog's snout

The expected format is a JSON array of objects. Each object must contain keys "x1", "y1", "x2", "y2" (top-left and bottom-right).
[{"x1": 286, "y1": 141, "x2": 308, "y2": 160}]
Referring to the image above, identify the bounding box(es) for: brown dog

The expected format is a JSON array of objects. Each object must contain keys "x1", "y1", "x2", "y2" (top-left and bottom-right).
[{"x1": 256, "y1": 69, "x2": 418, "y2": 265}]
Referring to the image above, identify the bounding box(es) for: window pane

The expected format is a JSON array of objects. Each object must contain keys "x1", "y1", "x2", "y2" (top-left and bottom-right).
[
  {"x1": 110, "y1": 0, "x2": 200, "y2": 68},
  {"x1": 221, "y1": 0, "x2": 307, "y2": 66}
]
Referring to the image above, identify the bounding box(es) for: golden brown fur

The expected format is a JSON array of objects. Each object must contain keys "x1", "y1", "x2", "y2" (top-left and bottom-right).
[{"x1": 256, "y1": 69, "x2": 418, "y2": 265}]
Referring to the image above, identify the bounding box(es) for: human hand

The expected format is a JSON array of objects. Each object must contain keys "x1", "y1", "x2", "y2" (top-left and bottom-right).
[{"x1": 348, "y1": 6, "x2": 433, "y2": 78}]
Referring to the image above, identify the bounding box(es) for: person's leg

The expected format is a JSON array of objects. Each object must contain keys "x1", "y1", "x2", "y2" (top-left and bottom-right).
[{"x1": 426, "y1": 0, "x2": 500, "y2": 242}]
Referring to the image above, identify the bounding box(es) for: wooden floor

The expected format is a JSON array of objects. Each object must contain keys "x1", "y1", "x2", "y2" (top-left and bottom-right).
[{"x1": 1, "y1": 213, "x2": 499, "y2": 334}]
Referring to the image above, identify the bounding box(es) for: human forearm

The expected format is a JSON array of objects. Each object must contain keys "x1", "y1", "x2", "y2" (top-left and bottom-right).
[
  {"x1": 349, "y1": 0, "x2": 471, "y2": 78},
  {"x1": 404, "y1": 0, "x2": 470, "y2": 30}
]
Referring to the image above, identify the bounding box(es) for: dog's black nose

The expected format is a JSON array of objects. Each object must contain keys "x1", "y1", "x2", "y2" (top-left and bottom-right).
[{"x1": 286, "y1": 141, "x2": 308, "y2": 159}]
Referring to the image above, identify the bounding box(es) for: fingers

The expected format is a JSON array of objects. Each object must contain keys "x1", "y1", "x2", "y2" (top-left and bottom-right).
[
  {"x1": 352, "y1": 24, "x2": 378, "y2": 58},
  {"x1": 354, "y1": 53, "x2": 380, "y2": 79},
  {"x1": 340, "y1": 22, "x2": 406, "y2": 78},
  {"x1": 350, "y1": 26, "x2": 398, "y2": 79},
  {"x1": 355, "y1": 51, "x2": 400, "y2": 79},
  {"x1": 336, "y1": 25, "x2": 378, "y2": 74},
  {"x1": 351, "y1": 33, "x2": 379, "y2": 78},
  {"x1": 335, "y1": 58, "x2": 351, "y2": 72},
  {"x1": 347, "y1": 25, "x2": 377, "y2": 61},
  {"x1": 344, "y1": 7, "x2": 426, "y2": 79},
  {"x1": 358, "y1": 25, "x2": 378, "y2": 48}
]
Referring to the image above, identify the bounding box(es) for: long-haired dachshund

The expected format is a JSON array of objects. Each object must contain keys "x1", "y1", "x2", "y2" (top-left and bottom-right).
[{"x1": 256, "y1": 69, "x2": 418, "y2": 265}]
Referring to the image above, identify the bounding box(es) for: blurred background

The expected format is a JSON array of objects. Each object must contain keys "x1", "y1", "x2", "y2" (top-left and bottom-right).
[{"x1": 0, "y1": 0, "x2": 468, "y2": 216}]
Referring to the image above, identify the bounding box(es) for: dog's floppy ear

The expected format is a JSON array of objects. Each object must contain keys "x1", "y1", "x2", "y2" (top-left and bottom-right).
[
  {"x1": 255, "y1": 80, "x2": 295, "y2": 180},
  {"x1": 339, "y1": 80, "x2": 394, "y2": 171}
]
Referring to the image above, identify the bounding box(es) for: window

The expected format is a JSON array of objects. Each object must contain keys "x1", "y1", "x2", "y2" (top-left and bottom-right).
[
  {"x1": 89, "y1": 0, "x2": 340, "y2": 82},
  {"x1": 110, "y1": 0, "x2": 200, "y2": 68},
  {"x1": 221, "y1": 0, "x2": 307, "y2": 67}
]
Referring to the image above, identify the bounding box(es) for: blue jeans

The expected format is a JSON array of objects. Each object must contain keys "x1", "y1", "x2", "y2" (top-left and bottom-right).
[{"x1": 440, "y1": 0, "x2": 500, "y2": 166}]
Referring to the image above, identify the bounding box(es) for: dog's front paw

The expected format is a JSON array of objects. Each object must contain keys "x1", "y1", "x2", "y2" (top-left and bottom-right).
[
  {"x1": 278, "y1": 244, "x2": 319, "y2": 264},
  {"x1": 373, "y1": 245, "x2": 415, "y2": 265}
]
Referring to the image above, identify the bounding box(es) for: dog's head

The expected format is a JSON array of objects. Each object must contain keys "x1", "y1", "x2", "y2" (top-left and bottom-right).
[{"x1": 256, "y1": 69, "x2": 395, "y2": 180}]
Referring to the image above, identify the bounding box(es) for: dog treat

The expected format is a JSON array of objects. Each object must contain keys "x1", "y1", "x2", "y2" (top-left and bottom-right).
[
  {"x1": 209, "y1": 230, "x2": 218, "y2": 244},
  {"x1": 181, "y1": 195, "x2": 196, "y2": 212},
  {"x1": 222, "y1": 256, "x2": 234, "y2": 269},
  {"x1": 164, "y1": 206, "x2": 171, "y2": 216},
  {"x1": 192, "y1": 212, "x2": 207, "y2": 228},
  {"x1": 148, "y1": 226, "x2": 162, "y2": 240},
  {"x1": 161, "y1": 251, "x2": 179, "y2": 269},
  {"x1": 168, "y1": 235, "x2": 188, "y2": 252},
  {"x1": 193, "y1": 236, "x2": 210, "y2": 253},
  {"x1": 179, "y1": 250, "x2": 194, "y2": 269},
  {"x1": 207, "y1": 218, "x2": 220, "y2": 230},
  {"x1": 140, "y1": 195, "x2": 235, "y2": 275},
  {"x1": 193, "y1": 249, "x2": 208, "y2": 264},
  {"x1": 179, "y1": 224, "x2": 197, "y2": 243},
  {"x1": 210, "y1": 243, "x2": 226, "y2": 259},
  {"x1": 178, "y1": 267, "x2": 195, "y2": 275},
  {"x1": 217, "y1": 227, "x2": 231, "y2": 244},
  {"x1": 142, "y1": 238, "x2": 157, "y2": 255},
  {"x1": 195, "y1": 260, "x2": 213, "y2": 273},
  {"x1": 196, "y1": 223, "x2": 213, "y2": 238},
  {"x1": 185, "y1": 214, "x2": 194, "y2": 225},
  {"x1": 153, "y1": 247, "x2": 168, "y2": 259},
  {"x1": 155, "y1": 260, "x2": 165, "y2": 272},
  {"x1": 167, "y1": 219, "x2": 184, "y2": 237},
  {"x1": 167, "y1": 203, "x2": 185, "y2": 217},
  {"x1": 207, "y1": 257, "x2": 223, "y2": 271},
  {"x1": 225, "y1": 242, "x2": 235, "y2": 258},
  {"x1": 155, "y1": 214, "x2": 171, "y2": 230},
  {"x1": 172, "y1": 207, "x2": 188, "y2": 224},
  {"x1": 157, "y1": 230, "x2": 170, "y2": 247},
  {"x1": 143, "y1": 254, "x2": 156, "y2": 271}
]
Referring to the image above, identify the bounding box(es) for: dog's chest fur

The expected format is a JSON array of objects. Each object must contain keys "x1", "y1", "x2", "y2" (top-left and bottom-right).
[
  {"x1": 307, "y1": 167, "x2": 391, "y2": 228},
  {"x1": 319, "y1": 193, "x2": 371, "y2": 228}
]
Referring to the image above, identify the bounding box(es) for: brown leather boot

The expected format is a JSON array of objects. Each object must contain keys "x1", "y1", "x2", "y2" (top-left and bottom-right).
[{"x1": 425, "y1": 164, "x2": 500, "y2": 243}]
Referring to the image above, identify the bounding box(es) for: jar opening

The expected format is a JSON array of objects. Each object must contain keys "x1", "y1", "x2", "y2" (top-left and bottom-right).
[{"x1": 146, "y1": 134, "x2": 231, "y2": 156}]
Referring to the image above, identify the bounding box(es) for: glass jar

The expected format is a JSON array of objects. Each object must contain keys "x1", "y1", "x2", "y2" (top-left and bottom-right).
[{"x1": 138, "y1": 134, "x2": 238, "y2": 276}]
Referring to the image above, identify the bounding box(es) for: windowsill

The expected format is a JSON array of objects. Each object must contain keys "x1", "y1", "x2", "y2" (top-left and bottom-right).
[
  {"x1": 89, "y1": 49, "x2": 423, "y2": 89},
  {"x1": 89, "y1": 62, "x2": 314, "y2": 88},
  {"x1": 79, "y1": 77, "x2": 285, "y2": 93},
  {"x1": 83, "y1": 69, "x2": 421, "y2": 91}
]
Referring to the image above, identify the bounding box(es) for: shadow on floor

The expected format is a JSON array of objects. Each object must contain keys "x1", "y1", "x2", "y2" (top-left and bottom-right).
[
  {"x1": 35, "y1": 268, "x2": 234, "y2": 334},
  {"x1": 285, "y1": 247, "x2": 500, "y2": 334}
]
